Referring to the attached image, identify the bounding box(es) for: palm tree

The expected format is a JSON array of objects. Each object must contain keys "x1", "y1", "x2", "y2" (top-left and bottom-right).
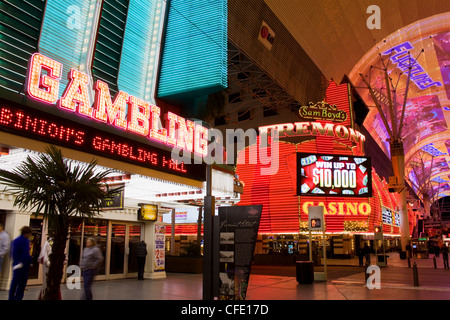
[{"x1": 0, "y1": 145, "x2": 119, "y2": 300}]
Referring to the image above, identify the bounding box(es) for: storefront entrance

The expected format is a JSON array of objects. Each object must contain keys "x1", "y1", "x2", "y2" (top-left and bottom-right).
[
  {"x1": 68, "y1": 220, "x2": 143, "y2": 281},
  {"x1": 109, "y1": 223, "x2": 142, "y2": 279}
]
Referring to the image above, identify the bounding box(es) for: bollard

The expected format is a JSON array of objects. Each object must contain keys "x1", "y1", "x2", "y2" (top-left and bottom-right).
[
  {"x1": 407, "y1": 257, "x2": 411, "y2": 268},
  {"x1": 433, "y1": 257, "x2": 437, "y2": 269},
  {"x1": 413, "y1": 262, "x2": 419, "y2": 287}
]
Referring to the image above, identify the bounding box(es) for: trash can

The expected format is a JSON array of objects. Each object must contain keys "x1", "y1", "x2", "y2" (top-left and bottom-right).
[
  {"x1": 296, "y1": 261, "x2": 314, "y2": 284},
  {"x1": 377, "y1": 254, "x2": 388, "y2": 264},
  {"x1": 399, "y1": 251, "x2": 407, "y2": 260}
]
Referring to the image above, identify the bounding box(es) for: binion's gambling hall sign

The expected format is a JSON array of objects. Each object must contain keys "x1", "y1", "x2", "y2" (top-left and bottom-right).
[{"x1": 0, "y1": 53, "x2": 208, "y2": 181}]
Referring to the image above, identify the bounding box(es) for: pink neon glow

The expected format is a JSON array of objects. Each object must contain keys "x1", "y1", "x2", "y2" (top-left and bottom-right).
[
  {"x1": 58, "y1": 68, "x2": 92, "y2": 116},
  {"x1": 25, "y1": 53, "x2": 209, "y2": 157},
  {"x1": 127, "y1": 96, "x2": 150, "y2": 136},
  {"x1": 94, "y1": 80, "x2": 128, "y2": 130}
]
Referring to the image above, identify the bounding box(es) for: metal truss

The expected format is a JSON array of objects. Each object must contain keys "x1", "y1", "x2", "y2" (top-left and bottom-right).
[{"x1": 226, "y1": 42, "x2": 302, "y2": 120}]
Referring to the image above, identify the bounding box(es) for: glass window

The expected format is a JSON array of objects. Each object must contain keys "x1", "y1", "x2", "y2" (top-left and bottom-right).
[
  {"x1": 110, "y1": 224, "x2": 126, "y2": 274},
  {"x1": 28, "y1": 218, "x2": 43, "y2": 279},
  {"x1": 68, "y1": 218, "x2": 83, "y2": 268},
  {"x1": 83, "y1": 220, "x2": 108, "y2": 275},
  {"x1": 127, "y1": 225, "x2": 142, "y2": 273}
]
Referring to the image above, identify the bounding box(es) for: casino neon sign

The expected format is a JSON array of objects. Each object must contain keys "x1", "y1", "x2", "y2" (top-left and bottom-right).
[
  {"x1": 302, "y1": 201, "x2": 371, "y2": 216},
  {"x1": 25, "y1": 53, "x2": 209, "y2": 157}
]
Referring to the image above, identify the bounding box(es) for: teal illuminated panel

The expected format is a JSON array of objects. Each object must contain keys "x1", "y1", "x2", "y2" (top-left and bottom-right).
[
  {"x1": 92, "y1": 0, "x2": 130, "y2": 96},
  {"x1": 117, "y1": 0, "x2": 165, "y2": 101},
  {"x1": 157, "y1": 0, "x2": 228, "y2": 103},
  {"x1": 0, "y1": 0, "x2": 46, "y2": 94},
  {"x1": 39, "y1": 0, "x2": 97, "y2": 96}
]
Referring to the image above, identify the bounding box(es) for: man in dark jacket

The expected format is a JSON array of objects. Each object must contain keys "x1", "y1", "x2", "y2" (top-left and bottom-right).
[
  {"x1": 362, "y1": 243, "x2": 371, "y2": 265},
  {"x1": 442, "y1": 244, "x2": 449, "y2": 269},
  {"x1": 9, "y1": 226, "x2": 33, "y2": 300},
  {"x1": 136, "y1": 240, "x2": 147, "y2": 280}
]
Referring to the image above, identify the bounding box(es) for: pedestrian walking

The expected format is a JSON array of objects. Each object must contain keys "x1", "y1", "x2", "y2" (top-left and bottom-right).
[
  {"x1": 0, "y1": 223, "x2": 10, "y2": 274},
  {"x1": 434, "y1": 244, "x2": 440, "y2": 258},
  {"x1": 9, "y1": 226, "x2": 33, "y2": 300},
  {"x1": 356, "y1": 245, "x2": 364, "y2": 267},
  {"x1": 80, "y1": 238, "x2": 103, "y2": 300},
  {"x1": 442, "y1": 243, "x2": 449, "y2": 270},
  {"x1": 363, "y1": 242, "x2": 371, "y2": 265},
  {"x1": 136, "y1": 240, "x2": 148, "y2": 280},
  {"x1": 37, "y1": 238, "x2": 52, "y2": 299}
]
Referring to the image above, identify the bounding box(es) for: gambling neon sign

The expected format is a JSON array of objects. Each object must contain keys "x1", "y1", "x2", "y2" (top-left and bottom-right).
[{"x1": 25, "y1": 53, "x2": 209, "y2": 157}]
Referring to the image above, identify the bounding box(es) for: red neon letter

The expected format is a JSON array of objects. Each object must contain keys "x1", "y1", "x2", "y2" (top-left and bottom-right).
[
  {"x1": 26, "y1": 53, "x2": 62, "y2": 104},
  {"x1": 194, "y1": 124, "x2": 208, "y2": 156},
  {"x1": 165, "y1": 112, "x2": 178, "y2": 146},
  {"x1": 94, "y1": 80, "x2": 128, "y2": 130},
  {"x1": 58, "y1": 69, "x2": 91, "y2": 116},
  {"x1": 150, "y1": 105, "x2": 167, "y2": 143},
  {"x1": 127, "y1": 96, "x2": 150, "y2": 136},
  {"x1": 176, "y1": 116, "x2": 194, "y2": 152}
]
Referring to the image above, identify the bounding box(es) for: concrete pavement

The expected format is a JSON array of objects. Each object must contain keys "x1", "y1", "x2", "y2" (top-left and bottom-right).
[{"x1": 0, "y1": 253, "x2": 448, "y2": 300}]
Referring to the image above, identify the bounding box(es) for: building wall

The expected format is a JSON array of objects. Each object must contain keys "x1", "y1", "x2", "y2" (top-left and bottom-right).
[{"x1": 228, "y1": 0, "x2": 325, "y2": 105}]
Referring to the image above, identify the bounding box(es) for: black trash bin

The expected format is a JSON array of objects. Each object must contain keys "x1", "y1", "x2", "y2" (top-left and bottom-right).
[
  {"x1": 399, "y1": 251, "x2": 407, "y2": 260},
  {"x1": 296, "y1": 261, "x2": 314, "y2": 284},
  {"x1": 377, "y1": 254, "x2": 388, "y2": 264}
]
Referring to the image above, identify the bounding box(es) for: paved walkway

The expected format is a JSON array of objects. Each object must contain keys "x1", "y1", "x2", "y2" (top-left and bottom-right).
[{"x1": 0, "y1": 253, "x2": 448, "y2": 300}]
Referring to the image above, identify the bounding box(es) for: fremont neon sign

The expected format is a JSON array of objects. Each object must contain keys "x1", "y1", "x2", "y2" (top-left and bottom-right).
[
  {"x1": 259, "y1": 122, "x2": 366, "y2": 151},
  {"x1": 25, "y1": 53, "x2": 209, "y2": 157}
]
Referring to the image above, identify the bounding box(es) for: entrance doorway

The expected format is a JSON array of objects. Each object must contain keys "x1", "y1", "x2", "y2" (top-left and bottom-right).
[
  {"x1": 108, "y1": 223, "x2": 142, "y2": 279},
  {"x1": 67, "y1": 220, "x2": 143, "y2": 281}
]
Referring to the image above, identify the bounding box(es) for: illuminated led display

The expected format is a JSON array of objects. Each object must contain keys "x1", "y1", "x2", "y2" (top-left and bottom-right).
[
  {"x1": 0, "y1": 100, "x2": 205, "y2": 181},
  {"x1": 432, "y1": 177, "x2": 447, "y2": 184},
  {"x1": 382, "y1": 41, "x2": 442, "y2": 90},
  {"x1": 421, "y1": 143, "x2": 447, "y2": 157},
  {"x1": 297, "y1": 153, "x2": 372, "y2": 197},
  {"x1": 382, "y1": 206, "x2": 401, "y2": 227},
  {"x1": 24, "y1": 53, "x2": 209, "y2": 158}
]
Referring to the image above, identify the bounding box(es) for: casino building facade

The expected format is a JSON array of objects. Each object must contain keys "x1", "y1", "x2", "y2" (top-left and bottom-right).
[
  {"x1": 0, "y1": 0, "x2": 233, "y2": 288},
  {"x1": 235, "y1": 81, "x2": 414, "y2": 262}
]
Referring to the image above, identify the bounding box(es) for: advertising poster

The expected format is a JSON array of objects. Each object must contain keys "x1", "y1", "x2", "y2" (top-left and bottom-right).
[
  {"x1": 297, "y1": 153, "x2": 372, "y2": 197},
  {"x1": 138, "y1": 204, "x2": 158, "y2": 221},
  {"x1": 218, "y1": 205, "x2": 262, "y2": 300},
  {"x1": 154, "y1": 224, "x2": 166, "y2": 272}
]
